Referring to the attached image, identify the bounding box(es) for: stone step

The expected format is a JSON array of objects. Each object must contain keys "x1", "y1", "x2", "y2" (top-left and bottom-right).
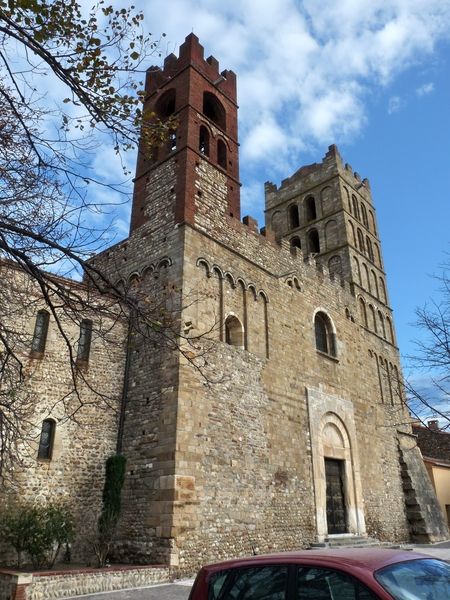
[{"x1": 310, "y1": 536, "x2": 383, "y2": 549}]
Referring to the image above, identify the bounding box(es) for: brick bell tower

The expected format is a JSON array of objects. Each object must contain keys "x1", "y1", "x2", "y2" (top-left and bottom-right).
[{"x1": 130, "y1": 33, "x2": 240, "y2": 233}]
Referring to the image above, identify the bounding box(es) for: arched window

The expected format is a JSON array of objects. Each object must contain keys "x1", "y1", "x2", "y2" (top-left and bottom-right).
[
  {"x1": 37, "y1": 419, "x2": 55, "y2": 459},
  {"x1": 359, "y1": 298, "x2": 368, "y2": 327},
  {"x1": 369, "y1": 210, "x2": 377, "y2": 235},
  {"x1": 155, "y1": 88, "x2": 176, "y2": 118},
  {"x1": 368, "y1": 304, "x2": 377, "y2": 332},
  {"x1": 366, "y1": 237, "x2": 374, "y2": 262},
  {"x1": 314, "y1": 312, "x2": 336, "y2": 356},
  {"x1": 362, "y1": 263, "x2": 370, "y2": 292},
  {"x1": 352, "y1": 195, "x2": 360, "y2": 220},
  {"x1": 378, "y1": 311, "x2": 386, "y2": 338},
  {"x1": 289, "y1": 204, "x2": 300, "y2": 229},
  {"x1": 379, "y1": 277, "x2": 387, "y2": 304},
  {"x1": 225, "y1": 315, "x2": 244, "y2": 348},
  {"x1": 77, "y1": 319, "x2": 93, "y2": 363},
  {"x1": 344, "y1": 187, "x2": 351, "y2": 214},
  {"x1": 31, "y1": 309, "x2": 50, "y2": 354},
  {"x1": 371, "y1": 270, "x2": 379, "y2": 298},
  {"x1": 217, "y1": 139, "x2": 227, "y2": 169},
  {"x1": 357, "y1": 229, "x2": 365, "y2": 253},
  {"x1": 203, "y1": 92, "x2": 226, "y2": 129},
  {"x1": 290, "y1": 236, "x2": 301, "y2": 250},
  {"x1": 361, "y1": 204, "x2": 368, "y2": 228},
  {"x1": 308, "y1": 229, "x2": 320, "y2": 253},
  {"x1": 305, "y1": 196, "x2": 317, "y2": 221},
  {"x1": 386, "y1": 316, "x2": 394, "y2": 344},
  {"x1": 349, "y1": 221, "x2": 356, "y2": 246},
  {"x1": 353, "y1": 256, "x2": 361, "y2": 285},
  {"x1": 199, "y1": 126, "x2": 210, "y2": 156},
  {"x1": 374, "y1": 243, "x2": 381, "y2": 267}
]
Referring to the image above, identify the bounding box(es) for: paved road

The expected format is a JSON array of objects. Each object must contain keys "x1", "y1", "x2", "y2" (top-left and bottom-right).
[{"x1": 70, "y1": 581, "x2": 192, "y2": 600}]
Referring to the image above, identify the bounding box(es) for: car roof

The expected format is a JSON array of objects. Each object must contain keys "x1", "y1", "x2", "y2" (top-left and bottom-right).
[{"x1": 200, "y1": 548, "x2": 433, "y2": 574}]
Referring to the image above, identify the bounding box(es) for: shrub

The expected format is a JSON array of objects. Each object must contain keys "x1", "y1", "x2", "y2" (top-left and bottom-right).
[
  {"x1": 93, "y1": 454, "x2": 126, "y2": 567},
  {"x1": 0, "y1": 500, "x2": 74, "y2": 568}
]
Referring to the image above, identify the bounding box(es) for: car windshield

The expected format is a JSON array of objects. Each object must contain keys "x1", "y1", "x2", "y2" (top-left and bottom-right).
[{"x1": 375, "y1": 558, "x2": 450, "y2": 600}]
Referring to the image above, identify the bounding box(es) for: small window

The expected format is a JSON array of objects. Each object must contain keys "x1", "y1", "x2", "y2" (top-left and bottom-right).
[
  {"x1": 225, "y1": 315, "x2": 244, "y2": 348},
  {"x1": 366, "y1": 237, "x2": 374, "y2": 262},
  {"x1": 305, "y1": 196, "x2": 317, "y2": 221},
  {"x1": 31, "y1": 309, "x2": 50, "y2": 354},
  {"x1": 169, "y1": 130, "x2": 177, "y2": 152},
  {"x1": 199, "y1": 126, "x2": 210, "y2": 156},
  {"x1": 308, "y1": 229, "x2": 320, "y2": 253},
  {"x1": 217, "y1": 139, "x2": 227, "y2": 169},
  {"x1": 37, "y1": 419, "x2": 55, "y2": 460},
  {"x1": 289, "y1": 204, "x2": 300, "y2": 229},
  {"x1": 352, "y1": 195, "x2": 360, "y2": 220},
  {"x1": 314, "y1": 312, "x2": 336, "y2": 357},
  {"x1": 357, "y1": 229, "x2": 365, "y2": 253},
  {"x1": 290, "y1": 236, "x2": 301, "y2": 250},
  {"x1": 77, "y1": 319, "x2": 93, "y2": 363},
  {"x1": 361, "y1": 203, "x2": 368, "y2": 228}
]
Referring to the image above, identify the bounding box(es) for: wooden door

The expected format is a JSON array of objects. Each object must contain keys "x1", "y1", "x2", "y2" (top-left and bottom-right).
[{"x1": 325, "y1": 458, "x2": 347, "y2": 534}]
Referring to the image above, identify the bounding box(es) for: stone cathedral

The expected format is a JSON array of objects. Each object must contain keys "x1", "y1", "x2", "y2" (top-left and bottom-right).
[{"x1": 1, "y1": 34, "x2": 447, "y2": 572}]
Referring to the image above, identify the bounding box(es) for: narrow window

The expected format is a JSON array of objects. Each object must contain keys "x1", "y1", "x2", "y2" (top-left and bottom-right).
[
  {"x1": 308, "y1": 229, "x2": 320, "y2": 253},
  {"x1": 305, "y1": 196, "x2": 317, "y2": 221},
  {"x1": 314, "y1": 312, "x2": 336, "y2": 356},
  {"x1": 37, "y1": 419, "x2": 55, "y2": 460},
  {"x1": 289, "y1": 204, "x2": 300, "y2": 229},
  {"x1": 169, "y1": 130, "x2": 177, "y2": 152},
  {"x1": 31, "y1": 309, "x2": 50, "y2": 354},
  {"x1": 366, "y1": 237, "x2": 374, "y2": 262},
  {"x1": 77, "y1": 319, "x2": 93, "y2": 363},
  {"x1": 225, "y1": 315, "x2": 244, "y2": 348},
  {"x1": 290, "y1": 236, "x2": 301, "y2": 250},
  {"x1": 357, "y1": 229, "x2": 365, "y2": 253},
  {"x1": 359, "y1": 298, "x2": 368, "y2": 327},
  {"x1": 369, "y1": 210, "x2": 377, "y2": 235},
  {"x1": 199, "y1": 126, "x2": 210, "y2": 156},
  {"x1": 217, "y1": 139, "x2": 227, "y2": 169},
  {"x1": 361, "y1": 203, "x2": 368, "y2": 228},
  {"x1": 352, "y1": 195, "x2": 360, "y2": 220}
]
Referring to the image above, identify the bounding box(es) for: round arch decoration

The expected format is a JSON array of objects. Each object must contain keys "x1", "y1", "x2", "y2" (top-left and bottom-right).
[{"x1": 306, "y1": 390, "x2": 367, "y2": 542}]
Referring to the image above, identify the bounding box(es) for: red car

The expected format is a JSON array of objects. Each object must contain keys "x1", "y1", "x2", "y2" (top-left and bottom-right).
[{"x1": 188, "y1": 548, "x2": 450, "y2": 599}]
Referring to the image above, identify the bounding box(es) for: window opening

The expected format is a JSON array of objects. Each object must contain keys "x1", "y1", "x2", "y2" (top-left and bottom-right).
[
  {"x1": 31, "y1": 309, "x2": 50, "y2": 354},
  {"x1": 155, "y1": 88, "x2": 176, "y2": 118},
  {"x1": 203, "y1": 92, "x2": 226, "y2": 129},
  {"x1": 352, "y1": 195, "x2": 360, "y2": 220},
  {"x1": 217, "y1": 139, "x2": 227, "y2": 169},
  {"x1": 361, "y1": 203, "x2": 368, "y2": 228},
  {"x1": 290, "y1": 236, "x2": 301, "y2": 249},
  {"x1": 225, "y1": 315, "x2": 244, "y2": 348},
  {"x1": 308, "y1": 229, "x2": 320, "y2": 253},
  {"x1": 77, "y1": 319, "x2": 93, "y2": 363},
  {"x1": 289, "y1": 204, "x2": 300, "y2": 229},
  {"x1": 199, "y1": 126, "x2": 210, "y2": 156},
  {"x1": 169, "y1": 131, "x2": 177, "y2": 152},
  {"x1": 315, "y1": 312, "x2": 336, "y2": 356},
  {"x1": 305, "y1": 196, "x2": 317, "y2": 221},
  {"x1": 38, "y1": 419, "x2": 55, "y2": 460}
]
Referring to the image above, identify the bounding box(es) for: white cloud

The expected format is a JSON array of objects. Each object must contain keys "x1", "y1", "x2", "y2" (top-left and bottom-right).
[
  {"x1": 388, "y1": 95, "x2": 405, "y2": 114},
  {"x1": 138, "y1": 0, "x2": 450, "y2": 198},
  {"x1": 416, "y1": 82, "x2": 435, "y2": 96}
]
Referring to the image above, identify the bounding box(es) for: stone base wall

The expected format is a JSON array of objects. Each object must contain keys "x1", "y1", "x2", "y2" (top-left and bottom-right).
[{"x1": 0, "y1": 566, "x2": 170, "y2": 600}]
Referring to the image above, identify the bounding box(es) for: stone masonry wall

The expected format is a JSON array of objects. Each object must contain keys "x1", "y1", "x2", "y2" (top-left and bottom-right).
[{"x1": 0, "y1": 266, "x2": 126, "y2": 566}]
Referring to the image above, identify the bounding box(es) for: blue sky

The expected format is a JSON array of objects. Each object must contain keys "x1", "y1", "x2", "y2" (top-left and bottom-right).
[{"x1": 124, "y1": 0, "x2": 450, "y2": 377}]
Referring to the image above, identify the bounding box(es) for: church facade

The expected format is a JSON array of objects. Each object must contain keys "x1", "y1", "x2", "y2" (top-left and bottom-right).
[{"x1": 1, "y1": 33, "x2": 447, "y2": 573}]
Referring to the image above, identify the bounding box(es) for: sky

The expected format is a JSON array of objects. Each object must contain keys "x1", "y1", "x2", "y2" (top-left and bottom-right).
[{"x1": 119, "y1": 0, "x2": 450, "y2": 387}]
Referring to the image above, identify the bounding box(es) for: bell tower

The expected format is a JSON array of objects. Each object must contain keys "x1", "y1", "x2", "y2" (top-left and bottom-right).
[{"x1": 130, "y1": 33, "x2": 240, "y2": 233}]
